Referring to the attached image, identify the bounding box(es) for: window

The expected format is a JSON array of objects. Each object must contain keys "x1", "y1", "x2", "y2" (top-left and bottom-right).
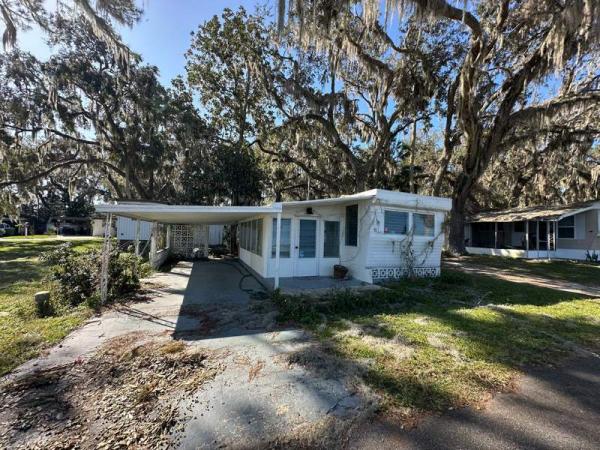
[
  {"x1": 345, "y1": 205, "x2": 358, "y2": 246},
  {"x1": 250, "y1": 220, "x2": 257, "y2": 252},
  {"x1": 413, "y1": 213, "x2": 435, "y2": 237},
  {"x1": 271, "y1": 218, "x2": 291, "y2": 258},
  {"x1": 558, "y1": 216, "x2": 575, "y2": 239},
  {"x1": 256, "y1": 219, "x2": 263, "y2": 254},
  {"x1": 323, "y1": 221, "x2": 340, "y2": 258},
  {"x1": 239, "y1": 219, "x2": 263, "y2": 255},
  {"x1": 384, "y1": 210, "x2": 408, "y2": 235},
  {"x1": 513, "y1": 221, "x2": 525, "y2": 233}
]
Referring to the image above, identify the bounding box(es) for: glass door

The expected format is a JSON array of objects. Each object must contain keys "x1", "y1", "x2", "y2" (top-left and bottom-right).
[{"x1": 295, "y1": 218, "x2": 319, "y2": 277}]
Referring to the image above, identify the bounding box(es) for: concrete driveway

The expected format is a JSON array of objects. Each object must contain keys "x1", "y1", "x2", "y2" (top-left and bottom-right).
[{"x1": 4, "y1": 260, "x2": 372, "y2": 448}]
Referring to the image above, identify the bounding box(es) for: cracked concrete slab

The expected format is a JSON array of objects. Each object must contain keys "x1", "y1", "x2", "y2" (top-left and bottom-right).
[{"x1": 3, "y1": 259, "x2": 373, "y2": 448}]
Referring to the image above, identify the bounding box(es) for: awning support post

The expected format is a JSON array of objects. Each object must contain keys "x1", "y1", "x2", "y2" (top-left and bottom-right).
[
  {"x1": 536, "y1": 221, "x2": 540, "y2": 258},
  {"x1": 525, "y1": 221, "x2": 529, "y2": 258},
  {"x1": 547, "y1": 220, "x2": 551, "y2": 261},
  {"x1": 100, "y1": 213, "x2": 112, "y2": 305},
  {"x1": 494, "y1": 222, "x2": 498, "y2": 249},
  {"x1": 274, "y1": 213, "x2": 282, "y2": 290},
  {"x1": 135, "y1": 219, "x2": 141, "y2": 257},
  {"x1": 150, "y1": 221, "x2": 158, "y2": 265}
]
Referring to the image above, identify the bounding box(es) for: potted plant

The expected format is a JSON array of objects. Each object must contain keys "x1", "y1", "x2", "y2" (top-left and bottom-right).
[{"x1": 333, "y1": 264, "x2": 349, "y2": 279}]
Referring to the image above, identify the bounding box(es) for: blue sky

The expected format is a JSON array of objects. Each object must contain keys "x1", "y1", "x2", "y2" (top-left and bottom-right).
[{"x1": 19, "y1": 0, "x2": 267, "y2": 85}]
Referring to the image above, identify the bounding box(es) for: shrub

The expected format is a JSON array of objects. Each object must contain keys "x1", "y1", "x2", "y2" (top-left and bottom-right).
[{"x1": 41, "y1": 243, "x2": 147, "y2": 310}]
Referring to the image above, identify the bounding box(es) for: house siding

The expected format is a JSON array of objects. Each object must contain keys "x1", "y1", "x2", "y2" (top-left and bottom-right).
[
  {"x1": 243, "y1": 191, "x2": 451, "y2": 284},
  {"x1": 367, "y1": 208, "x2": 446, "y2": 279},
  {"x1": 557, "y1": 210, "x2": 600, "y2": 251}
]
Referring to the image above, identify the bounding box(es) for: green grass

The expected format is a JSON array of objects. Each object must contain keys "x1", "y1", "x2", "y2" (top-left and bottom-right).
[
  {"x1": 454, "y1": 254, "x2": 600, "y2": 287},
  {"x1": 274, "y1": 270, "x2": 600, "y2": 416},
  {"x1": 0, "y1": 237, "x2": 102, "y2": 376}
]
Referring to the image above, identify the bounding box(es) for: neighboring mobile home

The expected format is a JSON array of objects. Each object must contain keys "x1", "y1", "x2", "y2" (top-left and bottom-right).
[
  {"x1": 465, "y1": 201, "x2": 600, "y2": 261},
  {"x1": 96, "y1": 189, "x2": 452, "y2": 287}
]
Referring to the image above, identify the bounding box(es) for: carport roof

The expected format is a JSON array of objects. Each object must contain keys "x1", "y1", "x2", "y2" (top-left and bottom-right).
[{"x1": 95, "y1": 203, "x2": 282, "y2": 225}]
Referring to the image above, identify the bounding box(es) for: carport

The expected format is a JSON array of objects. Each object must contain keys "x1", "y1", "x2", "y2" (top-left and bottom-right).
[{"x1": 95, "y1": 202, "x2": 284, "y2": 303}]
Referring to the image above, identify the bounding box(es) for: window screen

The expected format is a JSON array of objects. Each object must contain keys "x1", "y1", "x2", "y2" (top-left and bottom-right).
[
  {"x1": 323, "y1": 221, "x2": 340, "y2": 258},
  {"x1": 384, "y1": 210, "x2": 408, "y2": 234},
  {"x1": 256, "y1": 219, "x2": 263, "y2": 254},
  {"x1": 271, "y1": 218, "x2": 291, "y2": 258},
  {"x1": 558, "y1": 216, "x2": 575, "y2": 239},
  {"x1": 345, "y1": 205, "x2": 358, "y2": 246},
  {"x1": 413, "y1": 213, "x2": 435, "y2": 236}
]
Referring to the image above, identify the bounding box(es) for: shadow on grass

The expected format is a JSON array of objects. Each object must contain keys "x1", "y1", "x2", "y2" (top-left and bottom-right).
[{"x1": 274, "y1": 269, "x2": 600, "y2": 416}]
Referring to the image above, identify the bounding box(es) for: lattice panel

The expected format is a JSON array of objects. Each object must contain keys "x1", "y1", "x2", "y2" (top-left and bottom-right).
[
  {"x1": 171, "y1": 224, "x2": 209, "y2": 258},
  {"x1": 370, "y1": 266, "x2": 440, "y2": 281}
]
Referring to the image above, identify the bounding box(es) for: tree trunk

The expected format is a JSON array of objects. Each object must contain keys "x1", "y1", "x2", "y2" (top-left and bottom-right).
[{"x1": 448, "y1": 195, "x2": 467, "y2": 254}]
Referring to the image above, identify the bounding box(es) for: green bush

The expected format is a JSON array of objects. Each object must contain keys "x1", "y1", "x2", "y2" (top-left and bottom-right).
[{"x1": 41, "y1": 243, "x2": 148, "y2": 310}]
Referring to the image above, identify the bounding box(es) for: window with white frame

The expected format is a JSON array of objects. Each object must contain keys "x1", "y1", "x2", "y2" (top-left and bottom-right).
[
  {"x1": 557, "y1": 216, "x2": 575, "y2": 239},
  {"x1": 239, "y1": 219, "x2": 263, "y2": 254},
  {"x1": 323, "y1": 221, "x2": 340, "y2": 258},
  {"x1": 271, "y1": 218, "x2": 291, "y2": 258},
  {"x1": 384, "y1": 210, "x2": 408, "y2": 234},
  {"x1": 413, "y1": 213, "x2": 435, "y2": 237}
]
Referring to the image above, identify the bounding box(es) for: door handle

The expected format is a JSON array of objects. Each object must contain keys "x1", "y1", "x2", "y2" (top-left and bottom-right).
[{"x1": 294, "y1": 246, "x2": 299, "y2": 249}]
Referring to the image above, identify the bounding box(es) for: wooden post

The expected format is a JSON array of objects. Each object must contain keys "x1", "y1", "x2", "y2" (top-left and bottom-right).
[{"x1": 274, "y1": 213, "x2": 282, "y2": 290}]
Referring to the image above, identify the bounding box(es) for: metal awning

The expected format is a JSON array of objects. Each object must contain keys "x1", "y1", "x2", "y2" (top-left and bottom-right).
[
  {"x1": 95, "y1": 203, "x2": 283, "y2": 225},
  {"x1": 469, "y1": 201, "x2": 600, "y2": 223}
]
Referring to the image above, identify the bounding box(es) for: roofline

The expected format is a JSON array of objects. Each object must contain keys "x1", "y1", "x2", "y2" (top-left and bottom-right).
[
  {"x1": 95, "y1": 204, "x2": 283, "y2": 215},
  {"x1": 281, "y1": 189, "x2": 452, "y2": 211},
  {"x1": 468, "y1": 201, "x2": 600, "y2": 223}
]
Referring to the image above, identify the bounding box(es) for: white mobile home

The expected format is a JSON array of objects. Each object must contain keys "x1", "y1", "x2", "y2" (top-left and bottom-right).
[
  {"x1": 96, "y1": 189, "x2": 452, "y2": 287},
  {"x1": 236, "y1": 189, "x2": 451, "y2": 284}
]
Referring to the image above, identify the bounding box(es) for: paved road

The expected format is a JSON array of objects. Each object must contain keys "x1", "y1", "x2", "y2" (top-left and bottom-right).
[{"x1": 348, "y1": 354, "x2": 600, "y2": 449}]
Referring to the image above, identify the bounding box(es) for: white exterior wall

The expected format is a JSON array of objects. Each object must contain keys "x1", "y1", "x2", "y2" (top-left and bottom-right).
[
  {"x1": 366, "y1": 204, "x2": 446, "y2": 280},
  {"x1": 264, "y1": 204, "x2": 353, "y2": 279},
  {"x1": 116, "y1": 217, "x2": 152, "y2": 241}
]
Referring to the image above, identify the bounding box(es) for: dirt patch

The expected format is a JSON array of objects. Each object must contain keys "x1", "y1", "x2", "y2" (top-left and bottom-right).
[
  {"x1": 0, "y1": 332, "x2": 223, "y2": 449},
  {"x1": 426, "y1": 332, "x2": 464, "y2": 360},
  {"x1": 248, "y1": 360, "x2": 265, "y2": 382}
]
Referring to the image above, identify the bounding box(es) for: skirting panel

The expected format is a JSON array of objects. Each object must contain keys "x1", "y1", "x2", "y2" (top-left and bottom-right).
[{"x1": 370, "y1": 266, "x2": 440, "y2": 281}]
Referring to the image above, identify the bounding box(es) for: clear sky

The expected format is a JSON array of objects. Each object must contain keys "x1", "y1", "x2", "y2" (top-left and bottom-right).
[
  {"x1": 18, "y1": 0, "x2": 269, "y2": 85},
  {"x1": 119, "y1": 0, "x2": 267, "y2": 84}
]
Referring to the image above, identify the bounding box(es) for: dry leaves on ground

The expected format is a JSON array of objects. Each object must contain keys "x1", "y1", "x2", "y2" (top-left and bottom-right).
[{"x1": 0, "y1": 332, "x2": 223, "y2": 449}]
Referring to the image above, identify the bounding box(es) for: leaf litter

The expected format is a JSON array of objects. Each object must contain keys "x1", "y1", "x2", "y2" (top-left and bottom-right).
[{"x1": 0, "y1": 331, "x2": 224, "y2": 449}]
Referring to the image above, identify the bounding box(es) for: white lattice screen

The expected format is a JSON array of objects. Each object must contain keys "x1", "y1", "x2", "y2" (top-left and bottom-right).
[{"x1": 171, "y1": 224, "x2": 209, "y2": 258}]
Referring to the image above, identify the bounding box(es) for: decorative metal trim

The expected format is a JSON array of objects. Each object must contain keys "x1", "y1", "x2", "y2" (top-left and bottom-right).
[{"x1": 370, "y1": 266, "x2": 440, "y2": 281}]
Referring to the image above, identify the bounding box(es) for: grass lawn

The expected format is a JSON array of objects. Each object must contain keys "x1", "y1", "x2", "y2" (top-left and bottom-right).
[
  {"x1": 275, "y1": 270, "x2": 600, "y2": 417},
  {"x1": 452, "y1": 254, "x2": 600, "y2": 287},
  {"x1": 0, "y1": 237, "x2": 102, "y2": 376}
]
